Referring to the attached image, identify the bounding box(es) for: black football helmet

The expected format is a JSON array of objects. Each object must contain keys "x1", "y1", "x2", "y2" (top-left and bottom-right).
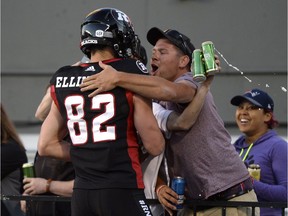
[{"x1": 80, "y1": 8, "x2": 140, "y2": 58}]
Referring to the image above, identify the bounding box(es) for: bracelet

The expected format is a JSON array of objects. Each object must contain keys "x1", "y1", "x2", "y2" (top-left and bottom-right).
[
  {"x1": 46, "y1": 179, "x2": 52, "y2": 193},
  {"x1": 156, "y1": 185, "x2": 166, "y2": 197}
]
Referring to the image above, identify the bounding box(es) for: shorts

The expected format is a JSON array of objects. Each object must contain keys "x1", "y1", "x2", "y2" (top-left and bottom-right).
[{"x1": 71, "y1": 188, "x2": 152, "y2": 216}]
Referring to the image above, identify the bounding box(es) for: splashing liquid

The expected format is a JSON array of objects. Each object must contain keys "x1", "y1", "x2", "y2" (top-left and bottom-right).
[{"x1": 215, "y1": 48, "x2": 287, "y2": 93}]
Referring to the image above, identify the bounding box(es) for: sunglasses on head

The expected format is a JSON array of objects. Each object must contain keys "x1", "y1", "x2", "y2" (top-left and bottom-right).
[{"x1": 164, "y1": 29, "x2": 192, "y2": 56}]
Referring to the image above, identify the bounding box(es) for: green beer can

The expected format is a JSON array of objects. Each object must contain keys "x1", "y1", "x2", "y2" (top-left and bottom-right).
[
  {"x1": 192, "y1": 49, "x2": 206, "y2": 82},
  {"x1": 201, "y1": 41, "x2": 218, "y2": 75},
  {"x1": 22, "y1": 162, "x2": 35, "y2": 178}
]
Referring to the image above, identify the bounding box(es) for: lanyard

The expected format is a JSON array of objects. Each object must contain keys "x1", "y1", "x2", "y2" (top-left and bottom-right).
[{"x1": 239, "y1": 143, "x2": 253, "y2": 162}]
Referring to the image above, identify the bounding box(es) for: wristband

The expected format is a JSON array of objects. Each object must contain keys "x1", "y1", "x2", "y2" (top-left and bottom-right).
[
  {"x1": 46, "y1": 179, "x2": 52, "y2": 193},
  {"x1": 156, "y1": 185, "x2": 166, "y2": 197}
]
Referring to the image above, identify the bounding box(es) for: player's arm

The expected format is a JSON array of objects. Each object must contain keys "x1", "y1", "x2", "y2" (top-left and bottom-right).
[
  {"x1": 37, "y1": 102, "x2": 70, "y2": 161},
  {"x1": 35, "y1": 86, "x2": 53, "y2": 121},
  {"x1": 133, "y1": 94, "x2": 165, "y2": 156},
  {"x1": 80, "y1": 61, "x2": 195, "y2": 103}
]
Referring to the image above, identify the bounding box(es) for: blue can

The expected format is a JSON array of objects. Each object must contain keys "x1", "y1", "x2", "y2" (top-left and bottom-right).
[{"x1": 171, "y1": 176, "x2": 185, "y2": 209}]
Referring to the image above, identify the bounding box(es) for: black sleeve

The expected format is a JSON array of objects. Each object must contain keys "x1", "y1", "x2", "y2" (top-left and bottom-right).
[{"x1": 1, "y1": 140, "x2": 28, "y2": 179}]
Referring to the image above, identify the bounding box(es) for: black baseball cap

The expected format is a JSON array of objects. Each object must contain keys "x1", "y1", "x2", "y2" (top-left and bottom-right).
[
  {"x1": 147, "y1": 27, "x2": 195, "y2": 61},
  {"x1": 231, "y1": 88, "x2": 274, "y2": 111}
]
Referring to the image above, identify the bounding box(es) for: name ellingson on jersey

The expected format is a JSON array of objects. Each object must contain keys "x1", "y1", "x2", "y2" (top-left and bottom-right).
[{"x1": 55, "y1": 76, "x2": 89, "y2": 88}]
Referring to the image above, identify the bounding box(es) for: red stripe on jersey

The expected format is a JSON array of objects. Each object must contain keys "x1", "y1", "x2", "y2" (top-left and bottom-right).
[
  {"x1": 125, "y1": 91, "x2": 144, "y2": 189},
  {"x1": 79, "y1": 58, "x2": 123, "y2": 67},
  {"x1": 50, "y1": 85, "x2": 60, "y2": 110},
  {"x1": 79, "y1": 63, "x2": 90, "y2": 67},
  {"x1": 103, "y1": 58, "x2": 122, "y2": 64}
]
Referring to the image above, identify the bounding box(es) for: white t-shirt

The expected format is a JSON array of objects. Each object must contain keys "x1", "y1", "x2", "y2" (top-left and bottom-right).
[{"x1": 152, "y1": 102, "x2": 172, "y2": 138}]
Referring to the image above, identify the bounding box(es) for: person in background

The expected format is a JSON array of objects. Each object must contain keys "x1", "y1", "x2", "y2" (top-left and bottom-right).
[
  {"x1": 138, "y1": 45, "x2": 148, "y2": 66},
  {"x1": 231, "y1": 88, "x2": 287, "y2": 216},
  {"x1": 21, "y1": 151, "x2": 74, "y2": 216},
  {"x1": 38, "y1": 8, "x2": 164, "y2": 216},
  {"x1": 1, "y1": 104, "x2": 27, "y2": 216},
  {"x1": 20, "y1": 84, "x2": 75, "y2": 216}
]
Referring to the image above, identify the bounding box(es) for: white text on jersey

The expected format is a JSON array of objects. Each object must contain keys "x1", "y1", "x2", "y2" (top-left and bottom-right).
[{"x1": 56, "y1": 76, "x2": 88, "y2": 88}]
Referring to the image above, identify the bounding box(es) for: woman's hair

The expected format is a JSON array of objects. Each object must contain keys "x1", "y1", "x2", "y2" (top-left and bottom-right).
[
  {"x1": 1, "y1": 104, "x2": 26, "y2": 151},
  {"x1": 264, "y1": 109, "x2": 279, "y2": 129}
]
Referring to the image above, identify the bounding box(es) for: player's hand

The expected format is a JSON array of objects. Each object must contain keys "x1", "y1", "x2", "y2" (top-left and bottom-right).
[
  {"x1": 80, "y1": 61, "x2": 118, "y2": 97},
  {"x1": 156, "y1": 185, "x2": 178, "y2": 215}
]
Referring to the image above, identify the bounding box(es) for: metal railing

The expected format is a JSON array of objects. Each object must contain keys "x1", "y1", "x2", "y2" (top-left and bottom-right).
[{"x1": 1, "y1": 195, "x2": 287, "y2": 216}]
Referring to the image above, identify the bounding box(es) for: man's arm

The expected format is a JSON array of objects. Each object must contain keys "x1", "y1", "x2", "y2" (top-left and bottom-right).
[
  {"x1": 153, "y1": 75, "x2": 214, "y2": 133},
  {"x1": 166, "y1": 75, "x2": 214, "y2": 131},
  {"x1": 23, "y1": 178, "x2": 73, "y2": 197},
  {"x1": 80, "y1": 61, "x2": 195, "y2": 103},
  {"x1": 133, "y1": 94, "x2": 165, "y2": 156},
  {"x1": 36, "y1": 61, "x2": 82, "y2": 121},
  {"x1": 37, "y1": 102, "x2": 70, "y2": 161}
]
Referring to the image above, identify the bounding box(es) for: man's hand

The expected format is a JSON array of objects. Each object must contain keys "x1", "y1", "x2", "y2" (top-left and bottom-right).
[
  {"x1": 156, "y1": 185, "x2": 178, "y2": 215},
  {"x1": 80, "y1": 61, "x2": 118, "y2": 97},
  {"x1": 20, "y1": 198, "x2": 27, "y2": 213},
  {"x1": 202, "y1": 75, "x2": 214, "y2": 89},
  {"x1": 23, "y1": 178, "x2": 47, "y2": 195},
  {"x1": 199, "y1": 53, "x2": 218, "y2": 88},
  {"x1": 215, "y1": 54, "x2": 221, "y2": 72}
]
